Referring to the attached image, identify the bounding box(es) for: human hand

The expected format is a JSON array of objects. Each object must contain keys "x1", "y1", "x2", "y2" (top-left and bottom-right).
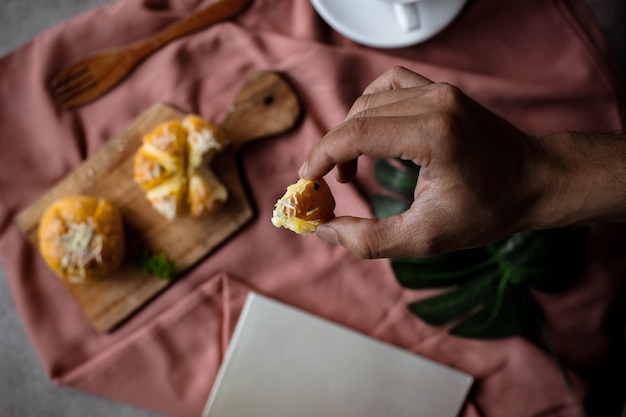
[{"x1": 299, "y1": 66, "x2": 554, "y2": 259}]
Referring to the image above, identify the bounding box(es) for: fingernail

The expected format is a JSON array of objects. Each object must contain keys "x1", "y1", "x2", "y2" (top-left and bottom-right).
[
  {"x1": 316, "y1": 224, "x2": 338, "y2": 244},
  {"x1": 298, "y1": 161, "x2": 309, "y2": 179}
]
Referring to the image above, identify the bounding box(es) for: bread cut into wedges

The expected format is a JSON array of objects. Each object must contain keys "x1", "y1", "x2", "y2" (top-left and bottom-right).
[{"x1": 133, "y1": 115, "x2": 229, "y2": 220}]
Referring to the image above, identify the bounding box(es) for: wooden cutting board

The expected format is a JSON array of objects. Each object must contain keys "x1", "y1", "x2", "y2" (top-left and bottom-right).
[{"x1": 15, "y1": 70, "x2": 301, "y2": 332}]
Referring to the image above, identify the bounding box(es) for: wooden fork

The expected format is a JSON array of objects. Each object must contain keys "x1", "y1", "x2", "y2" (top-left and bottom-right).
[{"x1": 49, "y1": 0, "x2": 252, "y2": 108}]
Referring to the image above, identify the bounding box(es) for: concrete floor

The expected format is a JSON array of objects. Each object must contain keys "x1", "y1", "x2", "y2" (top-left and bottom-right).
[{"x1": 0, "y1": 1, "x2": 624, "y2": 417}]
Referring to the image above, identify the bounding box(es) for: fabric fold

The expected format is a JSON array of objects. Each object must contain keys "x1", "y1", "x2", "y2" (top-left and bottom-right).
[{"x1": 58, "y1": 272, "x2": 250, "y2": 417}]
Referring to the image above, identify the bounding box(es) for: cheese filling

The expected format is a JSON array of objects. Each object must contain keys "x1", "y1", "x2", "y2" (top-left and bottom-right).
[
  {"x1": 272, "y1": 190, "x2": 321, "y2": 235},
  {"x1": 60, "y1": 220, "x2": 104, "y2": 282}
]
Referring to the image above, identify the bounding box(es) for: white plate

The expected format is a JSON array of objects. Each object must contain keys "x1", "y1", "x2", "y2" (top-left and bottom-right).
[{"x1": 311, "y1": 0, "x2": 468, "y2": 48}]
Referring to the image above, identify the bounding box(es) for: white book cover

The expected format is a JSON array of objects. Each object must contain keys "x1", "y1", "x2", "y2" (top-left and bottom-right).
[{"x1": 203, "y1": 293, "x2": 473, "y2": 417}]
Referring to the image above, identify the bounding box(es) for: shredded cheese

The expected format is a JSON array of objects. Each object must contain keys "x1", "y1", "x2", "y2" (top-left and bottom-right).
[
  {"x1": 152, "y1": 125, "x2": 178, "y2": 152},
  {"x1": 60, "y1": 220, "x2": 104, "y2": 282},
  {"x1": 152, "y1": 198, "x2": 177, "y2": 220},
  {"x1": 187, "y1": 128, "x2": 223, "y2": 169},
  {"x1": 271, "y1": 190, "x2": 320, "y2": 235}
]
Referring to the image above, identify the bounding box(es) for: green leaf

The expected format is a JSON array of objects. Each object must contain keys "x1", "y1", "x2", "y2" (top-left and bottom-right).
[
  {"x1": 408, "y1": 270, "x2": 500, "y2": 325},
  {"x1": 371, "y1": 193, "x2": 412, "y2": 218},
  {"x1": 488, "y1": 227, "x2": 587, "y2": 292},
  {"x1": 391, "y1": 248, "x2": 495, "y2": 288},
  {"x1": 374, "y1": 159, "x2": 420, "y2": 199},
  {"x1": 136, "y1": 250, "x2": 177, "y2": 280},
  {"x1": 450, "y1": 276, "x2": 531, "y2": 338},
  {"x1": 490, "y1": 230, "x2": 555, "y2": 267},
  {"x1": 370, "y1": 156, "x2": 588, "y2": 339},
  {"x1": 396, "y1": 158, "x2": 423, "y2": 173}
]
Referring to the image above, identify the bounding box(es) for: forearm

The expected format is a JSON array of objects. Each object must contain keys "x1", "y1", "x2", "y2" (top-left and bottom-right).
[{"x1": 527, "y1": 130, "x2": 626, "y2": 230}]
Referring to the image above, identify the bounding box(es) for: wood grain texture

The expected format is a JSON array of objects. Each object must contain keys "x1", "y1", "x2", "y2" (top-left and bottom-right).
[{"x1": 15, "y1": 70, "x2": 301, "y2": 332}]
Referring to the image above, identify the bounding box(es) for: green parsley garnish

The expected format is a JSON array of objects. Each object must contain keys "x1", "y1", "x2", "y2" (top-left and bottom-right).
[{"x1": 136, "y1": 250, "x2": 176, "y2": 280}]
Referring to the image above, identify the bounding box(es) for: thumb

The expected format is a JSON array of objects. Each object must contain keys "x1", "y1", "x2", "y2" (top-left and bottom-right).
[{"x1": 316, "y1": 216, "x2": 418, "y2": 259}]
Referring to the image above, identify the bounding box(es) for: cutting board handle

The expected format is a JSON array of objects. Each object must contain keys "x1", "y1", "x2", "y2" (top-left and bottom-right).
[{"x1": 221, "y1": 71, "x2": 302, "y2": 145}]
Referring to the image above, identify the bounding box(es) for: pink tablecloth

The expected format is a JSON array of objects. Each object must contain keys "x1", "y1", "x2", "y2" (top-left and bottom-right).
[{"x1": 1, "y1": 0, "x2": 625, "y2": 416}]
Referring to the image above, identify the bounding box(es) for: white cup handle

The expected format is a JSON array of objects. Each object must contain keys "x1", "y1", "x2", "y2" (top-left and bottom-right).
[{"x1": 392, "y1": 2, "x2": 421, "y2": 32}]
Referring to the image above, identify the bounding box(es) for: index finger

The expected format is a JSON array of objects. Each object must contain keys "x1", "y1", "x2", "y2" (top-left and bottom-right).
[
  {"x1": 299, "y1": 114, "x2": 431, "y2": 180},
  {"x1": 299, "y1": 67, "x2": 433, "y2": 181},
  {"x1": 363, "y1": 66, "x2": 433, "y2": 95}
]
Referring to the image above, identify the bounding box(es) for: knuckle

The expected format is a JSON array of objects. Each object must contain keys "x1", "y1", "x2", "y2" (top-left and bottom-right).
[
  {"x1": 404, "y1": 230, "x2": 445, "y2": 258},
  {"x1": 346, "y1": 232, "x2": 380, "y2": 259},
  {"x1": 343, "y1": 116, "x2": 370, "y2": 141},
  {"x1": 388, "y1": 65, "x2": 409, "y2": 78},
  {"x1": 433, "y1": 82, "x2": 463, "y2": 105},
  {"x1": 351, "y1": 244, "x2": 377, "y2": 260},
  {"x1": 415, "y1": 238, "x2": 442, "y2": 258},
  {"x1": 351, "y1": 94, "x2": 374, "y2": 115},
  {"x1": 421, "y1": 83, "x2": 466, "y2": 138},
  {"x1": 402, "y1": 213, "x2": 450, "y2": 258},
  {"x1": 426, "y1": 111, "x2": 458, "y2": 141},
  {"x1": 343, "y1": 220, "x2": 386, "y2": 259},
  {"x1": 364, "y1": 66, "x2": 413, "y2": 94}
]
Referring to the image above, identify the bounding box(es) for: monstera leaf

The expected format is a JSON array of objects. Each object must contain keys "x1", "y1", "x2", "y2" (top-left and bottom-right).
[{"x1": 372, "y1": 158, "x2": 588, "y2": 339}]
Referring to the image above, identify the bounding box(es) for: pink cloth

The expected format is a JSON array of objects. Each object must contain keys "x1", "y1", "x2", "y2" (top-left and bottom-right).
[{"x1": 1, "y1": 0, "x2": 625, "y2": 416}]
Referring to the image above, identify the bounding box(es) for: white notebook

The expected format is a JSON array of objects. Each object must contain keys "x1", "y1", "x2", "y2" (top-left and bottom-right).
[{"x1": 203, "y1": 293, "x2": 473, "y2": 417}]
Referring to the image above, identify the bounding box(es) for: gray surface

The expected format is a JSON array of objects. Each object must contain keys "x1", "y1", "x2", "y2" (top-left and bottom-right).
[
  {"x1": 0, "y1": 4, "x2": 165, "y2": 417},
  {"x1": 0, "y1": 1, "x2": 625, "y2": 417}
]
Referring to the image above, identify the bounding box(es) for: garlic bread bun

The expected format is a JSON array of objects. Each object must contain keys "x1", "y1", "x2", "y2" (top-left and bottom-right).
[
  {"x1": 38, "y1": 196, "x2": 125, "y2": 284},
  {"x1": 271, "y1": 178, "x2": 335, "y2": 235}
]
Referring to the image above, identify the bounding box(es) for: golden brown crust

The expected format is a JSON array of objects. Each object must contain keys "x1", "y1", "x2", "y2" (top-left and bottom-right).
[
  {"x1": 271, "y1": 178, "x2": 335, "y2": 235},
  {"x1": 133, "y1": 115, "x2": 229, "y2": 220},
  {"x1": 188, "y1": 170, "x2": 228, "y2": 217},
  {"x1": 133, "y1": 121, "x2": 187, "y2": 191},
  {"x1": 182, "y1": 115, "x2": 229, "y2": 217},
  {"x1": 38, "y1": 196, "x2": 125, "y2": 284}
]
